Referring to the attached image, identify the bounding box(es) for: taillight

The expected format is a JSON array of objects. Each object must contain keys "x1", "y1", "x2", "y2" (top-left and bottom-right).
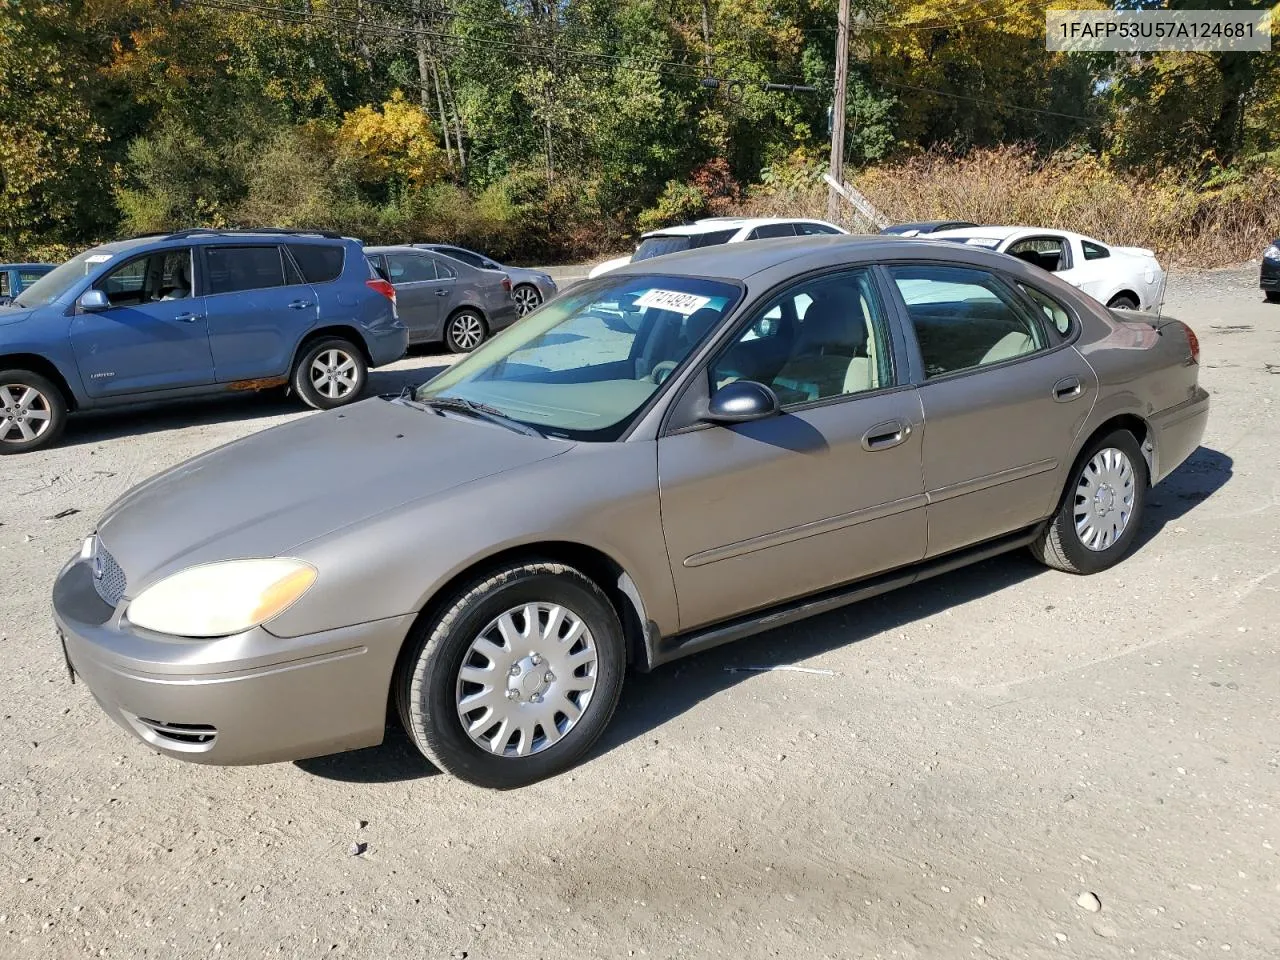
[
  {"x1": 501, "y1": 277, "x2": 512, "y2": 293},
  {"x1": 366, "y1": 278, "x2": 396, "y2": 306},
  {"x1": 1183, "y1": 323, "x2": 1200, "y2": 364}
]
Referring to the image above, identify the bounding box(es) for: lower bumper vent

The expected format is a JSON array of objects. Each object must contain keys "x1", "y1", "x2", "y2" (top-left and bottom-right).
[{"x1": 134, "y1": 717, "x2": 217, "y2": 748}]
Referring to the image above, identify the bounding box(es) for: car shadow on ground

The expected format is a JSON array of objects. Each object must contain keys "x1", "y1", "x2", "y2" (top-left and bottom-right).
[
  {"x1": 297, "y1": 445, "x2": 1231, "y2": 785},
  {"x1": 55, "y1": 360, "x2": 453, "y2": 449}
]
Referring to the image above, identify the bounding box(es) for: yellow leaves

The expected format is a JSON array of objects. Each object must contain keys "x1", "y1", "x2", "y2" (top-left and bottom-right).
[{"x1": 335, "y1": 91, "x2": 447, "y2": 189}]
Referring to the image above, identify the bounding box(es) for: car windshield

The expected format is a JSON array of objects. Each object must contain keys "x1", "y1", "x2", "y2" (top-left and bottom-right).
[
  {"x1": 11, "y1": 248, "x2": 115, "y2": 308},
  {"x1": 633, "y1": 236, "x2": 694, "y2": 261},
  {"x1": 415, "y1": 274, "x2": 741, "y2": 441}
]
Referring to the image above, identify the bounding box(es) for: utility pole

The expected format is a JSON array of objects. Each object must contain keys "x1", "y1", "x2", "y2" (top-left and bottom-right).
[{"x1": 827, "y1": 0, "x2": 851, "y2": 225}]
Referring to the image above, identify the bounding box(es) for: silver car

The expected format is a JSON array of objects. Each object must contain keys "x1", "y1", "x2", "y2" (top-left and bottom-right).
[
  {"x1": 365, "y1": 245, "x2": 519, "y2": 352},
  {"x1": 413, "y1": 244, "x2": 558, "y2": 317},
  {"x1": 53, "y1": 235, "x2": 1209, "y2": 789}
]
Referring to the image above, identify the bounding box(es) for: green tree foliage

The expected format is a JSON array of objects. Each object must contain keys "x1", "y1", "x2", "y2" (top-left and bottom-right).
[{"x1": 3, "y1": 0, "x2": 1279, "y2": 261}]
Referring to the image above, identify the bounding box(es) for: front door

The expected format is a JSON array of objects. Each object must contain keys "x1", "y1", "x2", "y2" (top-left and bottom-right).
[
  {"x1": 657, "y1": 267, "x2": 928, "y2": 632},
  {"x1": 201, "y1": 244, "x2": 318, "y2": 382},
  {"x1": 883, "y1": 263, "x2": 1097, "y2": 557},
  {"x1": 384, "y1": 251, "x2": 444, "y2": 343},
  {"x1": 69, "y1": 248, "x2": 216, "y2": 399}
]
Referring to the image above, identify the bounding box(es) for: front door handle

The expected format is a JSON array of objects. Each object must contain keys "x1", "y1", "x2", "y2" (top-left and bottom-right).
[
  {"x1": 862, "y1": 419, "x2": 911, "y2": 452},
  {"x1": 435, "y1": 288, "x2": 450, "y2": 297},
  {"x1": 288, "y1": 299, "x2": 313, "y2": 310},
  {"x1": 172, "y1": 312, "x2": 201, "y2": 323},
  {"x1": 1053, "y1": 376, "x2": 1083, "y2": 402}
]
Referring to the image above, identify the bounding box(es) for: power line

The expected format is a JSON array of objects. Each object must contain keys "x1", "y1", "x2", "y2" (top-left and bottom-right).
[{"x1": 879, "y1": 79, "x2": 1099, "y2": 123}]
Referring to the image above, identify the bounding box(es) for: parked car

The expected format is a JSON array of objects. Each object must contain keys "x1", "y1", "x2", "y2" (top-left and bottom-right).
[
  {"x1": 930, "y1": 225, "x2": 1166, "y2": 311},
  {"x1": 0, "y1": 262, "x2": 57, "y2": 306},
  {"x1": 365, "y1": 245, "x2": 520, "y2": 353},
  {"x1": 1260, "y1": 239, "x2": 1280, "y2": 302},
  {"x1": 587, "y1": 217, "x2": 847, "y2": 279},
  {"x1": 52, "y1": 234, "x2": 1208, "y2": 788},
  {"x1": 0, "y1": 229, "x2": 406, "y2": 454},
  {"x1": 412, "y1": 244, "x2": 558, "y2": 317},
  {"x1": 879, "y1": 220, "x2": 978, "y2": 237}
]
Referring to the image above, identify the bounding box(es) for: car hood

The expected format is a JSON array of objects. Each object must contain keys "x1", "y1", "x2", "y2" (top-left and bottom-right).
[
  {"x1": 587, "y1": 255, "x2": 632, "y2": 279},
  {"x1": 96, "y1": 398, "x2": 571, "y2": 592},
  {"x1": 0, "y1": 306, "x2": 33, "y2": 326}
]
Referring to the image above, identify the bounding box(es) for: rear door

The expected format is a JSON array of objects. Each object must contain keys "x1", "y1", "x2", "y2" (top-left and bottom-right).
[
  {"x1": 384, "y1": 250, "x2": 443, "y2": 343},
  {"x1": 883, "y1": 263, "x2": 1096, "y2": 557},
  {"x1": 657, "y1": 267, "x2": 927, "y2": 631},
  {"x1": 201, "y1": 244, "x2": 317, "y2": 382},
  {"x1": 69, "y1": 247, "x2": 216, "y2": 398}
]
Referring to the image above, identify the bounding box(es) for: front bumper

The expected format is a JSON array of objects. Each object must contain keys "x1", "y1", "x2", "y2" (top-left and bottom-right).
[
  {"x1": 52, "y1": 556, "x2": 413, "y2": 765},
  {"x1": 1260, "y1": 258, "x2": 1280, "y2": 291}
]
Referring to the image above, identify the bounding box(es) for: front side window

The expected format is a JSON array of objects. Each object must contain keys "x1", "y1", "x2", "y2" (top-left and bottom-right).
[
  {"x1": 417, "y1": 275, "x2": 741, "y2": 440},
  {"x1": 1082, "y1": 240, "x2": 1110, "y2": 261},
  {"x1": 439, "y1": 247, "x2": 486, "y2": 269},
  {"x1": 385, "y1": 253, "x2": 436, "y2": 284},
  {"x1": 1006, "y1": 236, "x2": 1069, "y2": 272},
  {"x1": 713, "y1": 269, "x2": 892, "y2": 405},
  {"x1": 205, "y1": 246, "x2": 286, "y2": 295},
  {"x1": 95, "y1": 249, "x2": 195, "y2": 306},
  {"x1": 889, "y1": 265, "x2": 1047, "y2": 378}
]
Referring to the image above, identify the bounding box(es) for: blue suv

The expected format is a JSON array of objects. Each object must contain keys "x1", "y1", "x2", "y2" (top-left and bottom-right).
[{"x1": 0, "y1": 229, "x2": 407, "y2": 453}]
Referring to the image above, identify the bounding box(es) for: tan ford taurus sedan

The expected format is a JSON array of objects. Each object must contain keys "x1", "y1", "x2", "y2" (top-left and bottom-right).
[{"x1": 53, "y1": 236, "x2": 1209, "y2": 788}]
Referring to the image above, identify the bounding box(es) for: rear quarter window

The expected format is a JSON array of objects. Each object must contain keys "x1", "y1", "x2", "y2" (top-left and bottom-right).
[{"x1": 287, "y1": 244, "x2": 345, "y2": 283}]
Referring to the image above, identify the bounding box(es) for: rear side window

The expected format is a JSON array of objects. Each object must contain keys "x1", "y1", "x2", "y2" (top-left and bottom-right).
[
  {"x1": 1082, "y1": 240, "x2": 1110, "y2": 261},
  {"x1": 433, "y1": 256, "x2": 457, "y2": 279},
  {"x1": 1019, "y1": 283, "x2": 1073, "y2": 336},
  {"x1": 18, "y1": 268, "x2": 50, "y2": 286},
  {"x1": 747, "y1": 223, "x2": 798, "y2": 240},
  {"x1": 206, "y1": 246, "x2": 286, "y2": 295},
  {"x1": 888, "y1": 265, "x2": 1047, "y2": 378},
  {"x1": 287, "y1": 244, "x2": 345, "y2": 283},
  {"x1": 0, "y1": 274, "x2": 9, "y2": 297},
  {"x1": 796, "y1": 222, "x2": 841, "y2": 236},
  {"x1": 689, "y1": 229, "x2": 738, "y2": 249}
]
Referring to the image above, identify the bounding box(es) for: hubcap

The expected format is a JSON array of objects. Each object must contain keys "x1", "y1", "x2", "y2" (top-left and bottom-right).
[
  {"x1": 0, "y1": 383, "x2": 53, "y2": 444},
  {"x1": 309, "y1": 349, "x2": 358, "y2": 399},
  {"x1": 1074, "y1": 447, "x2": 1136, "y2": 551},
  {"x1": 455, "y1": 602, "x2": 598, "y2": 758},
  {"x1": 513, "y1": 286, "x2": 541, "y2": 317},
  {"x1": 450, "y1": 314, "x2": 484, "y2": 351}
]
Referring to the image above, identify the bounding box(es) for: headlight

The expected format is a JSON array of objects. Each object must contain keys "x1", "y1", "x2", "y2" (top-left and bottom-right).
[
  {"x1": 1264, "y1": 244, "x2": 1280, "y2": 261},
  {"x1": 126, "y1": 559, "x2": 317, "y2": 637}
]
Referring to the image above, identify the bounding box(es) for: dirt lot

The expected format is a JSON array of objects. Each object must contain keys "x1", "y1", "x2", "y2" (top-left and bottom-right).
[{"x1": 2, "y1": 266, "x2": 1278, "y2": 959}]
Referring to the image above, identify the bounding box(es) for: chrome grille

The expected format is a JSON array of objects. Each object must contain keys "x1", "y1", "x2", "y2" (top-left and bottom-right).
[{"x1": 92, "y1": 544, "x2": 127, "y2": 608}]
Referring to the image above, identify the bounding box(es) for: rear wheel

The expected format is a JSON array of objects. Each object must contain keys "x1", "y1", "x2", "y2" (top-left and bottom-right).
[
  {"x1": 1107, "y1": 293, "x2": 1139, "y2": 310},
  {"x1": 291, "y1": 337, "x2": 367, "y2": 410},
  {"x1": 0, "y1": 370, "x2": 67, "y2": 454},
  {"x1": 1032, "y1": 429, "x2": 1148, "y2": 574},
  {"x1": 396, "y1": 562, "x2": 626, "y2": 788},
  {"x1": 444, "y1": 309, "x2": 487, "y2": 353}
]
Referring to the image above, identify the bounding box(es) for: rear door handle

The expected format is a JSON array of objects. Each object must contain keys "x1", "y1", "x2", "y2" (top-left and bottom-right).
[
  {"x1": 435, "y1": 289, "x2": 450, "y2": 297},
  {"x1": 1053, "y1": 376, "x2": 1083, "y2": 402},
  {"x1": 173, "y1": 312, "x2": 201, "y2": 323},
  {"x1": 862, "y1": 419, "x2": 911, "y2": 452},
  {"x1": 288, "y1": 299, "x2": 313, "y2": 310}
]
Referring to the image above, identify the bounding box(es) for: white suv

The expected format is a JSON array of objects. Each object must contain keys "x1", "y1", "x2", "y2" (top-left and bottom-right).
[{"x1": 587, "y1": 217, "x2": 847, "y2": 279}]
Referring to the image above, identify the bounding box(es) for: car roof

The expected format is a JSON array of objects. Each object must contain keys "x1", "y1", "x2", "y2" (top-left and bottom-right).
[
  {"x1": 641, "y1": 217, "x2": 835, "y2": 238},
  {"x1": 0, "y1": 262, "x2": 55, "y2": 269},
  {"x1": 609, "y1": 233, "x2": 1024, "y2": 282}
]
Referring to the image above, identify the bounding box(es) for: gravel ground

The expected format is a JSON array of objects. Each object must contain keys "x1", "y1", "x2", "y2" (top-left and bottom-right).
[{"x1": 1, "y1": 265, "x2": 1278, "y2": 959}]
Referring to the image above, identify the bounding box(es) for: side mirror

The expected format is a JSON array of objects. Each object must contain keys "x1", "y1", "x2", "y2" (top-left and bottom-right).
[
  {"x1": 703, "y1": 380, "x2": 780, "y2": 424},
  {"x1": 78, "y1": 289, "x2": 109, "y2": 312}
]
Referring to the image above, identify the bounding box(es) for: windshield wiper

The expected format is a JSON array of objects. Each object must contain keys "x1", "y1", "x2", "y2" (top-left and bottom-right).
[{"x1": 419, "y1": 395, "x2": 543, "y2": 438}]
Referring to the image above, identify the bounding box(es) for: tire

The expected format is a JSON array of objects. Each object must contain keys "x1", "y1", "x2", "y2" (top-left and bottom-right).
[
  {"x1": 1032, "y1": 429, "x2": 1148, "y2": 574},
  {"x1": 512, "y1": 284, "x2": 542, "y2": 317},
  {"x1": 0, "y1": 369, "x2": 68, "y2": 454},
  {"x1": 1107, "y1": 293, "x2": 1139, "y2": 310},
  {"x1": 1264, "y1": 291, "x2": 1280, "y2": 304},
  {"x1": 444, "y1": 309, "x2": 488, "y2": 353},
  {"x1": 291, "y1": 337, "x2": 367, "y2": 410},
  {"x1": 396, "y1": 561, "x2": 626, "y2": 788}
]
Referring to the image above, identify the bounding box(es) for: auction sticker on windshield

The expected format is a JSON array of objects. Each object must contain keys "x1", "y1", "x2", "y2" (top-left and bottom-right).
[{"x1": 633, "y1": 289, "x2": 711, "y2": 316}]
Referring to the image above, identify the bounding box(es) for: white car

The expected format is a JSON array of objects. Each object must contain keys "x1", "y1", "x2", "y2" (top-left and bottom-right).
[
  {"x1": 928, "y1": 226, "x2": 1166, "y2": 311},
  {"x1": 587, "y1": 217, "x2": 847, "y2": 279}
]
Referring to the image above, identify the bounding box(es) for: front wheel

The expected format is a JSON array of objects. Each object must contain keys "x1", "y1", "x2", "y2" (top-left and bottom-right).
[
  {"x1": 396, "y1": 562, "x2": 626, "y2": 788},
  {"x1": 444, "y1": 309, "x2": 487, "y2": 353},
  {"x1": 0, "y1": 370, "x2": 67, "y2": 454},
  {"x1": 1032, "y1": 429, "x2": 1148, "y2": 574},
  {"x1": 512, "y1": 284, "x2": 542, "y2": 317},
  {"x1": 291, "y1": 337, "x2": 368, "y2": 410}
]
